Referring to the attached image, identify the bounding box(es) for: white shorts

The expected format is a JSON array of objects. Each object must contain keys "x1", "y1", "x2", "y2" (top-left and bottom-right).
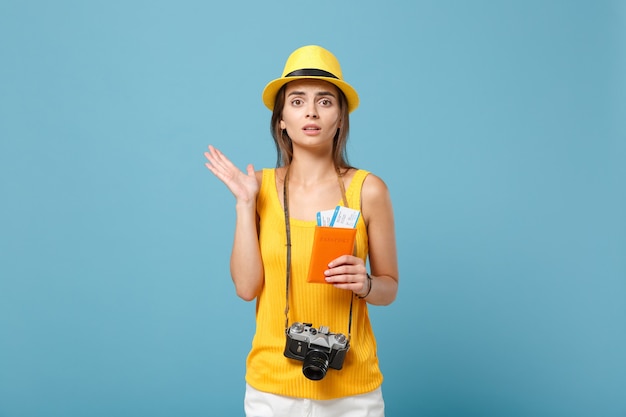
[{"x1": 244, "y1": 383, "x2": 385, "y2": 417}]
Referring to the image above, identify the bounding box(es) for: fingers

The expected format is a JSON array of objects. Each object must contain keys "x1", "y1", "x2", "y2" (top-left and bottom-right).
[
  {"x1": 204, "y1": 145, "x2": 242, "y2": 186},
  {"x1": 324, "y1": 267, "x2": 365, "y2": 282},
  {"x1": 327, "y1": 254, "x2": 362, "y2": 269},
  {"x1": 205, "y1": 145, "x2": 234, "y2": 173},
  {"x1": 324, "y1": 256, "x2": 367, "y2": 293},
  {"x1": 325, "y1": 271, "x2": 368, "y2": 294},
  {"x1": 204, "y1": 145, "x2": 259, "y2": 203}
]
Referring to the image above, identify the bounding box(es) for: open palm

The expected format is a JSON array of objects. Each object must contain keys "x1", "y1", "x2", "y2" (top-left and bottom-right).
[{"x1": 204, "y1": 145, "x2": 259, "y2": 204}]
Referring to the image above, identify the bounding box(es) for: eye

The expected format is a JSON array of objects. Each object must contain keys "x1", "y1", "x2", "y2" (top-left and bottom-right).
[
  {"x1": 319, "y1": 98, "x2": 333, "y2": 106},
  {"x1": 291, "y1": 98, "x2": 303, "y2": 106}
]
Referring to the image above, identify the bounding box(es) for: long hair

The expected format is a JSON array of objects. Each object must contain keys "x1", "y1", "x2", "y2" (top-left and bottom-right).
[{"x1": 270, "y1": 83, "x2": 352, "y2": 172}]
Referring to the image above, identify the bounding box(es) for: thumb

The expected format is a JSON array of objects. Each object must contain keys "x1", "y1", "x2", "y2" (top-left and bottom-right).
[{"x1": 246, "y1": 164, "x2": 255, "y2": 177}]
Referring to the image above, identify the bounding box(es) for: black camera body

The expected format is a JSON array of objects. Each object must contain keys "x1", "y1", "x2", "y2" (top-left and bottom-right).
[{"x1": 284, "y1": 322, "x2": 350, "y2": 380}]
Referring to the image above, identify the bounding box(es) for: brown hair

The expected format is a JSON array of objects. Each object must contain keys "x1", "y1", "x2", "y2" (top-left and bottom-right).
[{"x1": 270, "y1": 82, "x2": 352, "y2": 172}]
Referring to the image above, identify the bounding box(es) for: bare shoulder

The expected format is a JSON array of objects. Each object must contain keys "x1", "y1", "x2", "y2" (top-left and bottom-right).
[
  {"x1": 362, "y1": 172, "x2": 391, "y2": 201},
  {"x1": 361, "y1": 172, "x2": 393, "y2": 223}
]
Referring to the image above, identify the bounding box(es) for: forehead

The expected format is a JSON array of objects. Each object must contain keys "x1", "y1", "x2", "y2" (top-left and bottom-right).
[{"x1": 284, "y1": 79, "x2": 340, "y2": 95}]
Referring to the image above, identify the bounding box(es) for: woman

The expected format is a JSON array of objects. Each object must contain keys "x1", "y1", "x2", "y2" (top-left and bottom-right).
[{"x1": 205, "y1": 45, "x2": 398, "y2": 417}]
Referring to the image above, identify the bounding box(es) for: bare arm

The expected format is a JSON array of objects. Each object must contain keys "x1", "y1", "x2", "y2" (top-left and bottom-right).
[
  {"x1": 360, "y1": 174, "x2": 399, "y2": 305},
  {"x1": 324, "y1": 174, "x2": 399, "y2": 305},
  {"x1": 204, "y1": 145, "x2": 264, "y2": 301}
]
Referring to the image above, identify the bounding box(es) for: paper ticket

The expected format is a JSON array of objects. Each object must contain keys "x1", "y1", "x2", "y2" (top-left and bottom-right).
[
  {"x1": 329, "y1": 206, "x2": 361, "y2": 228},
  {"x1": 316, "y1": 209, "x2": 337, "y2": 226}
]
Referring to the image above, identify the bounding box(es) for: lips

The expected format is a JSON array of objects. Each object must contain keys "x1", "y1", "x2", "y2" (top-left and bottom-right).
[{"x1": 303, "y1": 124, "x2": 321, "y2": 133}]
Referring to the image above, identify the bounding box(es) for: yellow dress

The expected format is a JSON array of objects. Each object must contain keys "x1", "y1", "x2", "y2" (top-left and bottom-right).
[{"x1": 245, "y1": 168, "x2": 383, "y2": 400}]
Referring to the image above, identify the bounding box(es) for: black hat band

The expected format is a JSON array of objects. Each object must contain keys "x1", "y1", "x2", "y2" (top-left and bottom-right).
[{"x1": 285, "y1": 68, "x2": 339, "y2": 79}]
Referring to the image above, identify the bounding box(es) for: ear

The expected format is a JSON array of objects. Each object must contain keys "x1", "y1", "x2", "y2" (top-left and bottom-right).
[{"x1": 280, "y1": 120, "x2": 286, "y2": 130}]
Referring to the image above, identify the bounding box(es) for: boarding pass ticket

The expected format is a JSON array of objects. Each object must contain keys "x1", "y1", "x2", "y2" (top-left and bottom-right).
[{"x1": 316, "y1": 206, "x2": 360, "y2": 228}]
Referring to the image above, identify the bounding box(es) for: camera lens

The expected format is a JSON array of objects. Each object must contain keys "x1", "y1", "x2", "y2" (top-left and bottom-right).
[{"x1": 302, "y1": 349, "x2": 329, "y2": 381}]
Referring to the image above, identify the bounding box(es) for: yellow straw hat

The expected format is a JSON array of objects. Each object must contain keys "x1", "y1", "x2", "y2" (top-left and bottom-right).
[{"x1": 262, "y1": 45, "x2": 359, "y2": 113}]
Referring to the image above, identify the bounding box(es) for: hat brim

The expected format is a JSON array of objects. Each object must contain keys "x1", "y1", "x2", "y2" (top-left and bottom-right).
[{"x1": 262, "y1": 76, "x2": 359, "y2": 113}]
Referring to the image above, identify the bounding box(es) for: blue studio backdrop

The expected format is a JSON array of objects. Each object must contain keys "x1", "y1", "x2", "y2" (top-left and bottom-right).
[{"x1": 1, "y1": 1, "x2": 624, "y2": 416}]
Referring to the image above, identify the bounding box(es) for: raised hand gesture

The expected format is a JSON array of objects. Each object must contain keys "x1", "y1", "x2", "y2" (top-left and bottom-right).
[{"x1": 204, "y1": 145, "x2": 259, "y2": 205}]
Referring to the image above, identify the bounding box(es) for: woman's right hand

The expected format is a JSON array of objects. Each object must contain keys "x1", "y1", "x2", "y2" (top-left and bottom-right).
[{"x1": 204, "y1": 145, "x2": 259, "y2": 205}]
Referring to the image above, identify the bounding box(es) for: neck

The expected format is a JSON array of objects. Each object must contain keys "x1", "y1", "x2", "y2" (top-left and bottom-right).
[{"x1": 286, "y1": 157, "x2": 338, "y2": 186}]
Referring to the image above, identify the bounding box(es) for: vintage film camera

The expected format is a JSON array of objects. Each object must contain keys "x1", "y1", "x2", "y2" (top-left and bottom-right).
[{"x1": 284, "y1": 322, "x2": 350, "y2": 380}]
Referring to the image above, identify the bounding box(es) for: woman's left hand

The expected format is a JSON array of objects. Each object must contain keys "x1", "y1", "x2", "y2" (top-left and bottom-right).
[{"x1": 324, "y1": 255, "x2": 369, "y2": 297}]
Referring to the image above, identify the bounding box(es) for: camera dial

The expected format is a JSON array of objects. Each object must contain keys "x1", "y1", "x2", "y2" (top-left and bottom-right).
[{"x1": 290, "y1": 322, "x2": 305, "y2": 333}]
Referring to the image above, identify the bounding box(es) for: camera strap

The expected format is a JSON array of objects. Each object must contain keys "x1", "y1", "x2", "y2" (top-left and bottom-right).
[{"x1": 282, "y1": 166, "x2": 355, "y2": 340}]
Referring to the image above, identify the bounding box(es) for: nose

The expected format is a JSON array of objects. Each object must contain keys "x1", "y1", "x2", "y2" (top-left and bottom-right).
[{"x1": 306, "y1": 102, "x2": 318, "y2": 119}]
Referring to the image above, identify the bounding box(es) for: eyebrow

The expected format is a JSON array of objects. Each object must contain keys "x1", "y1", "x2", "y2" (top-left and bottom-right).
[{"x1": 287, "y1": 90, "x2": 337, "y2": 98}]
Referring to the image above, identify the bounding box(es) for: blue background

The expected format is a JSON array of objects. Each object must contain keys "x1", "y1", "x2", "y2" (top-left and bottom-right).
[{"x1": 1, "y1": 1, "x2": 625, "y2": 416}]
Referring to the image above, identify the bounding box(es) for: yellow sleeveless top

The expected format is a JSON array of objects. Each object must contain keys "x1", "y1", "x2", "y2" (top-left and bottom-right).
[{"x1": 245, "y1": 168, "x2": 383, "y2": 400}]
